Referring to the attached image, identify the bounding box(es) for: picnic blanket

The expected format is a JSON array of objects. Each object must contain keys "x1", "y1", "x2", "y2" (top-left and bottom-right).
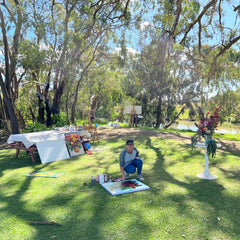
[{"x1": 23, "y1": 170, "x2": 65, "y2": 178}]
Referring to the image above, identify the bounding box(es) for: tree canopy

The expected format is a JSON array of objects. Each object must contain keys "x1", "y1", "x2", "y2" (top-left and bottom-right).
[{"x1": 0, "y1": 0, "x2": 240, "y2": 133}]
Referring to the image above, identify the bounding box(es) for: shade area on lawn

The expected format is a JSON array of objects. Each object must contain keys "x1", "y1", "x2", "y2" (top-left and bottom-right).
[{"x1": 0, "y1": 128, "x2": 240, "y2": 240}]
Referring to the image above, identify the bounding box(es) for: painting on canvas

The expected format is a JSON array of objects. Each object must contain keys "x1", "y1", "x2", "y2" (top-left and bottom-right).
[
  {"x1": 101, "y1": 179, "x2": 150, "y2": 196},
  {"x1": 64, "y1": 132, "x2": 85, "y2": 157}
]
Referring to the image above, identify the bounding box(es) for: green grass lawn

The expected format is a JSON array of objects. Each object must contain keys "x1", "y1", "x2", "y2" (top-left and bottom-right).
[{"x1": 1, "y1": 129, "x2": 240, "y2": 240}]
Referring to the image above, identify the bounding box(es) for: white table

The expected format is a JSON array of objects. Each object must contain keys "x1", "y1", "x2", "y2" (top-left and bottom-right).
[
  {"x1": 7, "y1": 130, "x2": 91, "y2": 163},
  {"x1": 194, "y1": 142, "x2": 221, "y2": 180}
]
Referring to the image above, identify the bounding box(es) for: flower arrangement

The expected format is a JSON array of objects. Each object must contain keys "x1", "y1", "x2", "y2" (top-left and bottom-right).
[{"x1": 191, "y1": 106, "x2": 221, "y2": 158}]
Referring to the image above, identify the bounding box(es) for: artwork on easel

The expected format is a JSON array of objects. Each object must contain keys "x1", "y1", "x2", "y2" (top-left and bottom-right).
[
  {"x1": 124, "y1": 105, "x2": 142, "y2": 114},
  {"x1": 124, "y1": 104, "x2": 142, "y2": 127},
  {"x1": 64, "y1": 132, "x2": 85, "y2": 157}
]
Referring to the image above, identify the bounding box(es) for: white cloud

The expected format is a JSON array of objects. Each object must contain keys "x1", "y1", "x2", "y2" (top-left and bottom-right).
[
  {"x1": 140, "y1": 22, "x2": 152, "y2": 30},
  {"x1": 113, "y1": 47, "x2": 139, "y2": 55}
]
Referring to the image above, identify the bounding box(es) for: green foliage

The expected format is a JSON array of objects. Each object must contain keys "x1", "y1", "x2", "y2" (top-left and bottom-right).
[
  {"x1": 19, "y1": 39, "x2": 48, "y2": 72},
  {"x1": 96, "y1": 107, "x2": 111, "y2": 119},
  {"x1": 52, "y1": 112, "x2": 68, "y2": 127},
  {"x1": 206, "y1": 139, "x2": 217, "y2": 158},
  {"x1": 188, "y1": 107, "x2": 196, "y2": 120},
  {"x1": 166, "y1": 104, "x2": 176, "y2": 120},
  {"x1": 22, "y1": 122, "x2": 49, "y2": 133},
  {"x1": 211, "y1": 90, "x2": 240, "y2": 123}
]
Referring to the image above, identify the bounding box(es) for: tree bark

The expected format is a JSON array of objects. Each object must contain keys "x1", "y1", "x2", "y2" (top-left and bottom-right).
[
  {"x1": 53, "y1": 80, "x2": 65, "y2": 113},
  {"x1": 44, "y1": 83, "x2": 52, "y2": 127},
  {"x1": 0, "y1": 75, "x2": 19, "y2": 133},
  {"x1": 155, "y1": 97, "x2": 163, "y2": 129},
  {"x1": 15, "y1": 108, "x2": 26, "y2": 129},
  {"x1": 36, "y1": 84, "x2": 45, "y2": 124},
  {"x1": 0, "y1": 1, "x2": 23, "y2": 134},
  {"x1": 0, "y1": 91, "x2": 10, "y2": 132},
  {"x1": 29, "y1": 107, "x2": 36, "y2": 123}
]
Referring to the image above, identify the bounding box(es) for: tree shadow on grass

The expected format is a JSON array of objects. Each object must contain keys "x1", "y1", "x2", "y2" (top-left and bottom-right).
[
  {"x1": 216, "y1": 138, "x2": 240, "y2": 157},
  {"x1": 144, "y1": 137, "x2": 240, "y2": 239},
  {"x1": 1, "y1": 135, "x2": 240, "y2": 239},
  {"x1": 0, "y1": 149, "x2": 41, "y2": 178}
]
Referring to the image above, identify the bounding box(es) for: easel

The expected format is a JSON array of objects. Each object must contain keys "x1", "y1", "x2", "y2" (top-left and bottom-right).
[
  {"x1": 130, "y1": 103, "x2": 137, "y2": 127},
  {"x1": 82, "y1": 109, "x2": 99, "y2": 144},
  {"x1": 124, "y1": 102, "x2": 142, "y2": 128}
]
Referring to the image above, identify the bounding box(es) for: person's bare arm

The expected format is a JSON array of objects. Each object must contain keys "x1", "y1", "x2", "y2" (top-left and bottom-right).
[{"x1": 120, "y1": 167, "x2": 125, "y2": 181}]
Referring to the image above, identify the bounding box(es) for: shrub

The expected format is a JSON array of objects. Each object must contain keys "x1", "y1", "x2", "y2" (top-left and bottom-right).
[
  {"x1": 22, "y1": 122, "x2": 49, "y2": 133},
  {"x1": 53, "y1": 112, "x2": 68, "y2": 127}
]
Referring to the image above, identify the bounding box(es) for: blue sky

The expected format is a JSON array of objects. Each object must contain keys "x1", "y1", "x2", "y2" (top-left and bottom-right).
[{"x1": 123, "y1": 1, "x2": 240, "y2": 52}]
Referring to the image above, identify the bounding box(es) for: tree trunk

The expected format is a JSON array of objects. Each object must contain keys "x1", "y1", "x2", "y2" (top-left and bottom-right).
[
  {"x1": 44, "y1": 84, "x2": 52, "y2": 127},
  {"x1": 0, "y1": 92, "x2": 10, "y2": 132},
  {"x1": 70, "y1": 76, "x2": 83, "y2": 123},
  {"x1": 29, "y1": 107, "x2": 36, "y2": 123},
  {"x1": 155, "y1": 97, "x2": 162, "y2": 129},
  {"x1": 164, "y1": 104, "x2": 188, "y2": 129},
  {"x1": 70, "y1": 96, "x2": 76, "y2": 124},
  {"x1": 46, "y1": 103, "x2": 52, "y2": 127},
  {"x1": 15, "y1": 108, "x2": 26, "y2": 129},
  {"x1": 0, "y1": 75, "x2": 19, "y2": 133},
  {"x1": 37, "y1": 96, "x2": 45, "y2": 124},
  {"x1": 53, "y1": 80, "x2": 65, "y2": 114}
]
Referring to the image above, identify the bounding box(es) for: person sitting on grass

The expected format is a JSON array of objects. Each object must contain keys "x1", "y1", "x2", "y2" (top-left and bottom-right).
[{"x1": 119, "y1": 139, "x2": 144, "y2": 181}]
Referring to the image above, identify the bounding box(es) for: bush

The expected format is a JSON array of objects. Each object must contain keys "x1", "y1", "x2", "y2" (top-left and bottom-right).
[
  {"x1": 22, "y1": 122, "x2": 49, "y2": 133},
  {"x1": 53, "y1": 112, "x2": 68, "y2": 127}
]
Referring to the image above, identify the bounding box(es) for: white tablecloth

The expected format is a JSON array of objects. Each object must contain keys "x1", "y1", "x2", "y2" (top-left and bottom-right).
[
  {"x1": 7, "y1": 130, "x2": 91, "y2": 163},
  {"x1": 7, "y1": 130, "x2": 91, "y2": 148}
]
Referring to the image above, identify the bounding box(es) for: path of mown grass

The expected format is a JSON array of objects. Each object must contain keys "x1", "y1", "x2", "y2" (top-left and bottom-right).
[{"x1": 0, "y1": 130, "x2": 240, "y2": 240}]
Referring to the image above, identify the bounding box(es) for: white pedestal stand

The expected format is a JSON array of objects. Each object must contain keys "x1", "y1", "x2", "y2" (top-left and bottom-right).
[{"x1": 195, "y1": 143, "x2": 220, "y2": 180}]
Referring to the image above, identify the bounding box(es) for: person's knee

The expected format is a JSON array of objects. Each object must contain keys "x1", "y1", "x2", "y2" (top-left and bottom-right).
[
  {"x1": 128, "y1": 167, "x2": 136, "y2": 174},
  {"x1": 125, "y1": 165, "x2": 136, "y2": 174},
  {"x1": 136, "y1": 158, "x2": 143, "y2": 165}
]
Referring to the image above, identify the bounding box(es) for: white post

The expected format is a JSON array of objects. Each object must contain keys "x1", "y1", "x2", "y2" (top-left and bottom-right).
[{"x1": 196, "y1": 142, "x2": 218, "y2": 180}]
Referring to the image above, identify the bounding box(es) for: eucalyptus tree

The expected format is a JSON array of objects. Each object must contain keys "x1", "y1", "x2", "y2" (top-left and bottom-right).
[
  {"x1": 151, "y1": 0, "x2": 240, "y2": 83},
  {"x1": 131, "y1": 37, "x2": 201, "y2": 128},
  {"x1": 0, "y1": 0, "x2": 147, "y2": 132},
  {"x1": 0, "y1": 0, "x2": 24, "y2": 133},
  {"x1": 130, "y1": 0, "x2": 240, "y2": 128},
  {"x1": 26, "y1": 0, "x2": 149, "y2": 124}
]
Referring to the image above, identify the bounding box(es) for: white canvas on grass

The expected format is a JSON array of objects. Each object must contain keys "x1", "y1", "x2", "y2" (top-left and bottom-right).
[
  {"x1": 36, "y1": 139, "x2": 70, "y2": 163},
  {"x1": 101, "y1": 179, "x2": 150, "y2": 196}
]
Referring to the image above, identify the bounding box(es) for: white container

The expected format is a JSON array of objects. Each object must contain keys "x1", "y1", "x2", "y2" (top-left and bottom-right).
[{"x1": 99, "y1": 174, "x2": 104, "y2": 184}]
